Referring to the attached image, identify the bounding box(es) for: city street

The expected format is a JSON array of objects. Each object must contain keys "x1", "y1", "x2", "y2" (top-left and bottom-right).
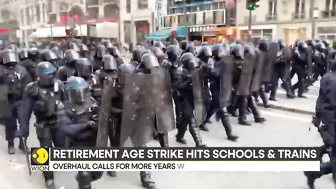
[{"x1": 0, "y1": 107, "x2": 333, "y2": 189}]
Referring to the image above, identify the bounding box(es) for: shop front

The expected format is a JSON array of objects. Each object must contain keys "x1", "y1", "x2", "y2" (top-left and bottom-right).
[
  {"x1": 201, "y1": 26, "x2": 237, "y2": 44},
  {"x1": 237, "y1": 24, "x2": 277, "y2": 42}
]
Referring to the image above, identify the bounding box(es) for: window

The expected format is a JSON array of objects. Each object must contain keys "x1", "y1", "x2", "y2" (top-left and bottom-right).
[
  {"x1": 25, "y1": 7, "x2": 30, "y2": 25},
  {"x1": 126, "y1": 0, "x2": 131, "y2": 13},
  {"x1": 268, "y1": 1, "x2": 277, "y2": 15},
  {"x1": 47, "y1": 0, "x2": 52, "y2": 12},
  {"x1": 325, "y1": 0, "x2": 330, "y2": 12},
  {"x1": 300, "y1": 0, "x2": 305, "y2": 13},
  {"x1": 332, "y1": 0, "x2": 336, "y2": 13},
  {"x1": 214, "y1": 2, "x2": 225, "y2": 10},
  {"x1": 36, "y1": 5, "x2": 40, "y2": 22},
  {"x1": 30, "y1": 7, "x2": 35, "y2": 23},
  {"x1": 295, "y1": 0, "x2": 300, "y2": 14},
  {"x1": 138, "y1": 0, "x2": 148, "y2": 10}
]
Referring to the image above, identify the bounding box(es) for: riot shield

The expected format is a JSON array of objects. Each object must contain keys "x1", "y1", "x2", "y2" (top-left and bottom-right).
[
  {"x1": 192, "y1": 68, "x2": 206, "y2": 126},
  {"x1": 96, "y1": 81, "x2": 115, "y2": 147},
  {"x1": 250, "y1": 51, "x2": 266, "y2": 92},
  {"x1": 263, "y1": 42, "x2": 279, "y2": 83},
  {"x1": 119, "y1": 73, "x2": 154, "y2": 146},
  {"x1": 219, "y1": 56, "x2": 234, "y2": 108},
  {"x1": 282, "y1": 47, "x2": 292, "y2": 78},
  {"x1": 150, "y1": 67, "x2": 175, "y2": 133},
  {"x1": 307, "y1": 46, "x2": 313, "y2": 77},
  {"x1": 0, "y1": 85, "x2": 10, "y2": 118},
  {"x1": 236, "y1": 53, "x2": 254, "y2": 96}
]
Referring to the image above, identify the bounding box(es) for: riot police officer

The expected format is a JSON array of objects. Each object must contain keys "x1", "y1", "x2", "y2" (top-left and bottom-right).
[
  {"x1": 95, "y1": 54, "x2": 119, "y2": 86},
  {"x1": 130, "y1": 45, "x2": 146, "y2": 67},
  {"x1": 200, "y1": 45, "x2": 238, "y2": 141},
  {"x1": 76, "y1": 58, "x2": 102, "y2": 102},
  {"x1": 56, "y1": 49, "x2": 80, "y2": 82},
  {"x1": 79, "y1": 43, "x2": 90, "y2": 59},
  {"x1": 197, "y1": 45, "x2": 212, "y2": 130},
  {"x1": 18, "y1": 49, "x2": 29, "y2": 62},
  {"x1": 59, "y1": 76, "x2": 103, "y2": 189},
  {"x1": 92, "y1": 44, "x2": 107, "y2": 71},
  {"x1": 0, "y1": 49, "x2": 32, "y2": 154},
  {"x1": 109, "y1": 45, "x2": 124, "y2": 67},
  {"x1": 41, "y1": 49, "x2": 60, "y2": 68},
  {"x1": 21, "y1": 47, "x2": 40, "y2": 81},
  {"x1": 17, "y1": 61, "x2": 67, "y2": 189},
  {"x1": 51, "y1": 46, "x2": 65, "y2": 66},
  {"x1": 304, "y1": 50, "x2": 336, "y2": 189},
  {"x1": 291, "y1": 41, "x2": 310, "y2": 98}
]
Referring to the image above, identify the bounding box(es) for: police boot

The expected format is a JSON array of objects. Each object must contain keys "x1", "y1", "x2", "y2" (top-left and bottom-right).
[
  {"x1": 259, "y1": 90, "x2": 269, "y2": 108},
  {"x1": 219, "y1": 111, "x2": 238, "y2": 142},
  {"x1": 43, "y1": 172, "x2": 55, "y2": 189},
  {"x1": 227, "y1": 105, "x2": 238, "y2": 117},
  {"x1": 175, "y1": 121, "x2": 188, "y2": 144},
  {"x1": 7, "y1": 140, "x2": 15, "y2": 154},
  {"x1": 303, "y1": 172, "x2": 316, "y2": 189},
  {"x1": 158, "y1": 133, "x2": 169, "y2": 147},
  {"x1": 140, "y1": 171, "x2": 156, "y2": 189},
  {"x1": 107, "y1": 171, "x2": 117, "y2": 177},
  {"x1": 249, "y1": 98, "x2": 266, "y2": 124},
  {"x1": 19, "y1": 138, "x2": 30, "y2": 154},
  {"x1": 238, "y1": 98, "x2": 251, "y2": 126},
  {"x1": 297, "y1": 80, "x2": 307, "y2": 98},
  {"x1": 76, "y1": 171, "x2": 92, "y2": 189},
  {"x1": 189, "y1": 118, "x2": 206, "y2": 147}
]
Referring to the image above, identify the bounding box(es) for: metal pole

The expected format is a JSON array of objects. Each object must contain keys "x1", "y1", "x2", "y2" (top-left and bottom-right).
[
  {"x1": 247, "y1": 10, "x2": 252, "y2": 41},
  {"x1": 310, "y1": 0, "x2": 315, "y2": 39},
  {"x1": 183, "y1": 0, "x2": 188, "y2": 41}
]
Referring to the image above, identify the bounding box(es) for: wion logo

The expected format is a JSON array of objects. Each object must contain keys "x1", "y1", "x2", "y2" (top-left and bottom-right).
[{"x1": 30, "y1": 148, "x2": 50, "y2": 171}]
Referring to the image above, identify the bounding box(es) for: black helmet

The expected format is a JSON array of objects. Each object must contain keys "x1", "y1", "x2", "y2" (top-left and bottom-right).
[
  {"x1": 41, "y1": 49, "x2": 58, "y2": 61},
  {"x1": 212, "y1": 44, "x2": 226, "y2": 60},
  {"x1": 36, "y1": 61, "x2": 57, "y2": 86},
  {"x1": 179, "y1": 40, "x2": 188, "y2": 51},
  {"x1": 102, "y1": 54, "x2": 118, "y2": 71},
  {"x1": 51, "y1": 46, "x2": 63, "y2": 58},
  {"x1": 230, "y1": 44, "x2": 244, "y2": 60},
  {"x1": 315, "y1": 41, "x2": 326, "y2": 52},
  {"x1": 110, "y1": 46, "x2": 120, "y2": 58},
  {"x1": 306, "y1": 39, "x2": 315, "y2": 47},
  {"x1": 76, "y1": 58, "x2": 93, "y2": 79},
  {"x1": 19, "y1": 49, "x2": 29, "y2": 60},
  {"x1": 197, "y1": 45, "x2": 212, "y2": 63},
  {"x1": 154, "y1": 41, "x2": 166, "y2": 52},
  {"x1": 180, "y1": 52, "x2": 200, "y2": 71},
  {"x1": 297, "y1": 41, "x2": 308, "y2": 52},
  {"x1": 165, "y1": 45, "x2": 180, "y2": 62},
  {"x1": 64, "y1": 49, "x2": 80, "y2": 64},
  {"x1": 185, "y1": 44, "x2": 195, "y2": 55},
  {"x1": 28, "y1": 47, "x2": 40, "y2": 61},
  {"x1": 258, "y1": 39, "x2": 269, "y2": 51},
  {"x1": 66, "y1": 76, "x2": 90, "y2": 104},
  {"x1": 278, "y1": 39, "x2": 285, "y2": 49},
  {"x1": 244, "y1": 45, "x2": 255, "y2": 56},
  {"x1": 2, "y1": 49, "x2": 18, "y2": 65},
  {"x1": 95, "y1": 44, "x2": 107, "y2": 59},
  {"x1": 132, "y1": 45, "x2": 146, "y2": 62},
  {"x1": 294, "y1": 39, "x2": 302, "y2": 47},
  {"x1": 119, "y1": 63, "x2": 135, "y2": 73},
  {"x1": 141, "y1": 53, "x2": 159, "y2": 69}
]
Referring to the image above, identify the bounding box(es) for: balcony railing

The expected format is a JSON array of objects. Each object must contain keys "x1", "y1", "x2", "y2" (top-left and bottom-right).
[
  {"x1": 321, "y1": 11, "x2": 336, "y2": 18},
  {"x1": 292, "y1": 13, "x2": 305, "y2": 19},
  {"x1": 266, "y1": 14, "x2": 277, "y2": 21}
]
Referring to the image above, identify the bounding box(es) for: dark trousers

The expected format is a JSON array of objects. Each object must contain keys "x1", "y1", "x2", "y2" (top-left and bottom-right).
[
  {"x1": 270, "y1": 64, "x2": 292, "y2": 97},
  {"x1": 4, "y1": 102, "x2": 21, "y2": 141},
  {"x1": 291, "y1": 64, "x2": 306, "y2": 95}
]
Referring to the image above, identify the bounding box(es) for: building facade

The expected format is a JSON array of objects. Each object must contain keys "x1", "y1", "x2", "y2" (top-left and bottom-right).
[
  {"x1": 163, "y1": 0, "x2": 236, "y2": 41},
  {"x1": 237, "y1": 0, "x2": 336, "y2": 45},
  {"x1": 1, "y1": 0, "x2": 156, "y2": 45}
]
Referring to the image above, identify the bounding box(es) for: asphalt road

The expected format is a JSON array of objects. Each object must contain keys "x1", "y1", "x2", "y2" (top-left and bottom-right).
[{"x1": 0, "y1": 108, "x2": 333, "y2": 189}]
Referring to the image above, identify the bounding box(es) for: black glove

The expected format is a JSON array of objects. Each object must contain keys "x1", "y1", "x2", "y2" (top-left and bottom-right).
[
  {"x1": 87, "y1": 121, "x2": 98, "y2": 130},
  {"x1": 311, "y1": 115, "x2": 321, "y2": 127}
]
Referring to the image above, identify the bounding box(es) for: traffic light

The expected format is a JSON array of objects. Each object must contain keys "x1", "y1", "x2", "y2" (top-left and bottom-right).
[{"x1": 246, "y1": 0, "x2": 260, "y2": 11}]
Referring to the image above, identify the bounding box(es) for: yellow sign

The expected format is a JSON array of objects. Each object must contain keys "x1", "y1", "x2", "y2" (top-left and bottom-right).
[{"x1": 31, "y1": 148, "x2": 49, "y2": 165}]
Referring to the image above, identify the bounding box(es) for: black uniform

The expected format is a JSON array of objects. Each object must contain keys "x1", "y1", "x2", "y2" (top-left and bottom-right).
[
  {"x1": 76, "y1": 58, "x2": 102, "y2": 102},
  {"x1": 291, "y1": 41, "x2": 310, "y2": 98},
  {"x1": 17, "y1": 61, "x2": 67, "y2": 189},
  {"x1": 196, "y1": 45, "x2": 212, "y2": 130},
  {"x1": 51, "y1": 46, "x2": 65, "y2": 66},
  {"x1": 0, "y1": 50, "x2": 32, "y2": 154},
  {"x1": 269, "y1": 40, "x2": 295, "y2": 100},
  {"x1": 56, "y1": 49, "x2": 80, "y2": 82},
  {"x1": 173, "y1": 53, "x2": 205, "y2": 146},
  {"x1": 304, "y1": 50, "x2": 336, "y2": 189},
  {"x1": 200, "y1": 44, "x2": 238, "y2": 141},
  {"x1": 309, "y1": 41, "x2": 327, "y2": 85},
  {"x1": 58, "y1": 76, "x2": 103, "y2": 189}
]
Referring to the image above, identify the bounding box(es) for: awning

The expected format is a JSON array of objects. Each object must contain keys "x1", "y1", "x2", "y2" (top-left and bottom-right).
[
  {"x1": 147, "y1": 27, "x2": 186, "y2": 40},
  {"x1": 33, "y1": 25, "x2": 88, "y2": 38}
]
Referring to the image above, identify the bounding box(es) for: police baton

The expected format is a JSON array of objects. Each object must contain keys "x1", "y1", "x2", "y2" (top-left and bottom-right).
[{"x1": 21, "y1": 137, "x2": 32, "y2": 176}]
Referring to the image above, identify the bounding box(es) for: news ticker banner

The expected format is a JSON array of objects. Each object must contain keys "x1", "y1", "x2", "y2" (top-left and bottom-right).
[{"x1": 31, "y1": 147, "x2": 320, "y2": 172}]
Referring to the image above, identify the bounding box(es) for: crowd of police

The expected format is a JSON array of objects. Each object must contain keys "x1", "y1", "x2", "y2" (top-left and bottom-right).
[{"x1": 0, "y1": 37, "x2": 333, "y2": 189}]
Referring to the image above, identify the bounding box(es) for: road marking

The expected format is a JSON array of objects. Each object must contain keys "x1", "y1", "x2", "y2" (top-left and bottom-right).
[{"x1": 260, "y1": 110, "x2": 311, "y2": 123}]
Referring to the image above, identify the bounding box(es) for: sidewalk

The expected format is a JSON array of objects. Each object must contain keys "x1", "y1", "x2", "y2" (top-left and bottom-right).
[{"x1": 257, "y1": 90, "x2": 317, "y2": 115}]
